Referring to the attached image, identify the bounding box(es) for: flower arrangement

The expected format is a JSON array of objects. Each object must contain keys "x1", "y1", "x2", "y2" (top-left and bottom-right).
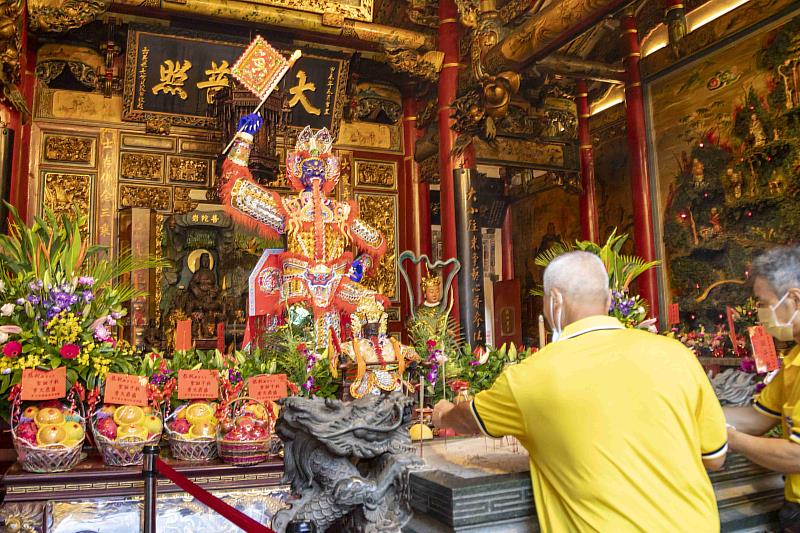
[{"x1": 0, "y1": 207, "x2": 153, "y2": 415}]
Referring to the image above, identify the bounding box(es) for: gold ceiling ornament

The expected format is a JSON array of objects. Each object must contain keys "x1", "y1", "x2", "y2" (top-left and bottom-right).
[
  {"x1": 0, "y1": 0, "x2": 30, "y2": 120},
  {"x1": 27, "y1": 0, "x2": 108, "y2": 33},
  {"x1": 405, "y1": 0, "x2": 438, "y2": 28},
  {"x1": 35, "y1": 44, "x2": 103, "y2": 88},
  {"x1": 384, "y1": 48, "x2": 444, "y2": 82}
]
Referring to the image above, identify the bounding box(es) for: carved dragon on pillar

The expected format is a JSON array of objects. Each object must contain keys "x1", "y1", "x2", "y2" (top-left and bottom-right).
[{"x1": 0, "y1": 0, "x2": 28, "y2": 118}]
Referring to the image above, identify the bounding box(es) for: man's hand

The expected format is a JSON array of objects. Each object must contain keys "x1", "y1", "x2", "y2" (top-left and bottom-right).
[
  {"x1": 432, "y1": 400, "x2": 455, "y2": 429},
  {"x1": 431, "y1": 399, "x2": 481, "y2": 435}
]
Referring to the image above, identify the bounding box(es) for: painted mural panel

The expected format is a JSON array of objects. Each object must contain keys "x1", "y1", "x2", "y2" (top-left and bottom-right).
[{"x1": 648, "y1": 12, "x2": 800, "y2": 326}]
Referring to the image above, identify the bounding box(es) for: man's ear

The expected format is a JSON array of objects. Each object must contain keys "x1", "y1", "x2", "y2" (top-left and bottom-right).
[{"x1": 788, "y1": 287, "x2": 800, "y2": 311}]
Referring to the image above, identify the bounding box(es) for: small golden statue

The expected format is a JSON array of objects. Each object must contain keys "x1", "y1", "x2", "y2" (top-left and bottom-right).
[{"x1": 338, "y1": 299, "x2": 418, "y2": 399}]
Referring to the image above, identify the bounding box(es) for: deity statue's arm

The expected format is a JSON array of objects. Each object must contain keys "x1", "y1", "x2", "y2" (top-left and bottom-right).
[
  {"x1": 347, "y1": 202, "x2": 387, "y2": 268},
  {"x1": 218, "y1": 115, "x2": 287, "y2": 238}
]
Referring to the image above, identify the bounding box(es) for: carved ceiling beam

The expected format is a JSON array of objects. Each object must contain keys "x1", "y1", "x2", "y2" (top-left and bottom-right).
[
  {"x1": 537, "y1": 54, "x2": 625, "y2": 84},
  {"x1": 28, "y1": 0, "x2": 109, "y2": 33},
  {"x1": 109, "y1": 0, "x2": 433, "y2": 51},
  {"x1": 482, "y1": 0, "x2": 631, "y2": 74}
]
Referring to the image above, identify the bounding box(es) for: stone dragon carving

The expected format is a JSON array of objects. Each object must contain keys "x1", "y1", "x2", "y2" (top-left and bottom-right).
[{"x1": 273, "y1": 393, "x2": 423, "y2": 532}]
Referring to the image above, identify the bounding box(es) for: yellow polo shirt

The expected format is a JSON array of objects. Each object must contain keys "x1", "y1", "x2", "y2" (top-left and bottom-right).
[
  {"x1": 471, "y1": 316, "x2": 726, "y2": 532},
  {"x1": 753, "y1": 344, "x2": 800, "y2": 502}
]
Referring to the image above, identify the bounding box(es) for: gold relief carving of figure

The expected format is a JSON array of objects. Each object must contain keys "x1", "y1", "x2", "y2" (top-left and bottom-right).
[
  {"x1": 120, "y1": 152, "x2": 162, "y2": 181},
  {"x1": 288, "y1": 70, "x2": 321, "y2": 115},
  {"x1": 43, "y1": 172, "x2": 90, "y2": 231},
  {"x1": 173, "y1": 187, "x2": 197, "y2": 214},
  {"x1": 152, "y1": 59, "x2": 192, "y2": 99},
  {"x1": 120, "y1": 184, "x2": 171, "y2": 211},
  {"x1": 169, "y1": 157, "x2": 209, "y2": 184},
  {"x1": 749, "y1": 113, "x2": 767, "y2": 147},
  {"x1": 356, "y1": 194, "x2": 396, "y2": 299},
  {"x1": 44, "y1": 135, "x2": 93, "y2": 163},
  {"x1": 355, "y1": 160, "x2": 395, "y2": 188}
]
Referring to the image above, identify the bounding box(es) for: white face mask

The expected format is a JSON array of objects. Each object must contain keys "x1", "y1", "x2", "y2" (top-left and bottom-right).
[
  {"x1": 757, "y1": 291, "x2": 798, "y2": 342},
  {"x1": 550, "y1": 296, "x2": 563, "y2": 342}
]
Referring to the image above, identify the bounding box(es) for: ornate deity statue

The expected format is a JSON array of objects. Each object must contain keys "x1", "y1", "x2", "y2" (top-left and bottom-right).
[
  {"x1": 273, "y1": 393, "x2": 422, "y2": 532},
  {"x1": 709, "y1": 207, "x2": 723, "y2": 236},
  {"x1": 220, "y1": 117, "x2": 387, "y2": 347},
  {"x1": 184, "y1": 252, "x2": 224, "y2": 339},
  {"x1": 339, "y1": 299, "x2": 418, "y2": 399},
  {"x1": 414, "y1": 272, "x2": 449, "y2": 334}
]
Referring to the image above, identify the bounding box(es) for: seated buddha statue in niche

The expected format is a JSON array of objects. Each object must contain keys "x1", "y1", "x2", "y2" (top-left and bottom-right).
[{"x1": 185, "y1": 252, "x2": 223, "y2": 339}]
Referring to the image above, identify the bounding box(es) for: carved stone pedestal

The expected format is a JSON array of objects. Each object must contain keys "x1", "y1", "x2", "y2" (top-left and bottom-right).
[{"x1": 405, "y1": 438, "x2": 782, "y2": 533}]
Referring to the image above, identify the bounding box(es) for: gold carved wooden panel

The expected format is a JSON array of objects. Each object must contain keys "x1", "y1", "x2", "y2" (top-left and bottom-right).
[
  {"x1": 42, "y1": 134, "x2": 95, "y2": 165},
  {"x1": 356, "y1": 193, "x2": 398, "y2": 300},
  {"x1": 354, "y1": 159, "x2": 397, "y2": 190},
  {"x1": 119, "y1": 184, "x2": 171, "y2": 211},
  {"x1": 120, "y1": 152, "x2": 164, "y2": 182},
  {"x1": 42, "y1": 172, "x2": 92, "y2": 234},
  {"x1": 167, "y1": 156, "x2": 210, "y2": 185}
]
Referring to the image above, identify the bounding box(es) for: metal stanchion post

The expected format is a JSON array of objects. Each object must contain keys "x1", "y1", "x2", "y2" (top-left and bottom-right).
[{"x1": 143, "y1": 444, "x2": 159, "y2": 533}]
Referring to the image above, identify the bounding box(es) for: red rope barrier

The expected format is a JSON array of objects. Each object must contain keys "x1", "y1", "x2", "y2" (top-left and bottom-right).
[{"x1": 155, "y1": 458, "x2": 276, "y2": 533}]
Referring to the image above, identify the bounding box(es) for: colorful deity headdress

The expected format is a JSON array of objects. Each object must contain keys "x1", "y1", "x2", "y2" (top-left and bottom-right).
[
  {"x1": 286, "y1": 126, "x2": 340, "y2": 194},
  {"x1": 420, "y1": 270, "x2": 442, "y2": 291}
]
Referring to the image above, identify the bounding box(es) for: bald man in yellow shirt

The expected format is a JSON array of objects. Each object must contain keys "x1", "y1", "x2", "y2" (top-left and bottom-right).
[{"x1": 433, "y1": 251, "x2": 727, "y2": 532}]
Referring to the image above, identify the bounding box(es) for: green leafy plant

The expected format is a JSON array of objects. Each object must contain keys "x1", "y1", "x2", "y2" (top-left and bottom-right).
[{"x1": 531, "y1": 229, "x2": 660, "y2": 296}]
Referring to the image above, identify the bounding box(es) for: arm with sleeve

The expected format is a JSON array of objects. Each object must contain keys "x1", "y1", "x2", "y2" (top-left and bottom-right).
[{"x1": 471, "y1": 370, "x2": 526, "y2": 439}]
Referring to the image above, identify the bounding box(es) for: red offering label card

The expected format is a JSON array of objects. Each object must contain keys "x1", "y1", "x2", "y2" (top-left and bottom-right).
[
  {"x1": 249, "y1": 374, "x2": 288, "y2": 403},
  {"x1": 104, "y1": 372, "x2": 148, "y2": 406},
  {"x1": 21, "y1": 366, "x2": 66, "y2": 401},
  {"x1": 667, "y1": 303, "x2": 680, "y2": 326},
  {"x1": 749, "y1": 325, "x2": 779, "y2": 373},
  {"x1": 175, "y1": 319, "x2": 192, "y2": 351},
  {"x1": 177, "y1": 369, "x2": 219, "y2": 400}
]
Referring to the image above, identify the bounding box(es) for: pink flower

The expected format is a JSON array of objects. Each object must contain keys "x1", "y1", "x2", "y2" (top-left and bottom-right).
[
  {"x1": 3, "y1": 341, "x2": 22, "y2": 358},
  {"x1": 60, "y1": 344, "x2": 80, "y2": 359},
  {"x1": 94, "y1": 325, "x2": 111, "y2": 341},
  {"x1": 0, "y1": 325, "x2": 22, "y2": 334},
  {"x1": 426, "y1": 339, "x2": 437, "y2": 350}
]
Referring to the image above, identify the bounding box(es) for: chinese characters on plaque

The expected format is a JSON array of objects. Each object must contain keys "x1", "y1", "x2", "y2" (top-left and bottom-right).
[
  {"x1": 177, "y1": 369, "x2": 219, "y2": 400},
  {"x1": 21, "y1": 367, "x2": 67, "y2": 401},
  {"x1": 104, "y1": 373, "x2": 149, "y2": 406},
  {"x1": 249, "y1": 374, "x2": 289, "y2": 403},
  {"x1": 123, "y1": 26, "x2": 348, "y2": 133},
  {"x1": 454, "y1": 169, "x2": 487, "y2": 346}
]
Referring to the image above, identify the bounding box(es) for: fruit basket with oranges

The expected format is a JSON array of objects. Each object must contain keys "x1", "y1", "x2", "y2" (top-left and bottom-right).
[
  {"x1": 92, "y1": 404, "x2": 163, "y2": 466},
  {"x1": 217, "y1": 397, "x2": 273, "y2": 467},
  {"x1": 165, "y1": 401, "x2": 219, "y2": 462},
  {"x1": 11, "y1": 399, "x2": 87, "y2": 473}
]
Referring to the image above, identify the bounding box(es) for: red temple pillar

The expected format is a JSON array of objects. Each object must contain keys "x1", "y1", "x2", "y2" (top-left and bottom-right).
[
  {"x1": 621, "y1": 10, "x2": 660, "y2": 316},
  {"x1": 402, "y1": 96, "x2": 423, "y2": 304},
  {"x1": 577, "y1": 79, "x2": 600, "y2": 243},
  {"x1": 438, "y1": 0, "x2": 461, "y2": 321}
]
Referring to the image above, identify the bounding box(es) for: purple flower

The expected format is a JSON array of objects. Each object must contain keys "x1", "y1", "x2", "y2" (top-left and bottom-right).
[
  {"x1": 427, "y1": 367, "x2": 438, "y2": 385},
  {"x1": 15, "y1": 298, "x2": 23, "y2": 305},
  {"x1": 111, "y1": 312, "x2": 121, "y2": 319},
  {"x1": 78, "y1": 276, "x2": 96, "y2": 286},
  {"x1": 82, "y1": 291, "x2": 94, "y2": 303},
  {"x1": 228, "y1": 369, "x2": 242, "y2": 384},
  {"x1": 27, "y1": 295, "x2": 39, "y2": 305},
  {"x1": 302, "y1": 376, "x2": 314, "y2": 391}
]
